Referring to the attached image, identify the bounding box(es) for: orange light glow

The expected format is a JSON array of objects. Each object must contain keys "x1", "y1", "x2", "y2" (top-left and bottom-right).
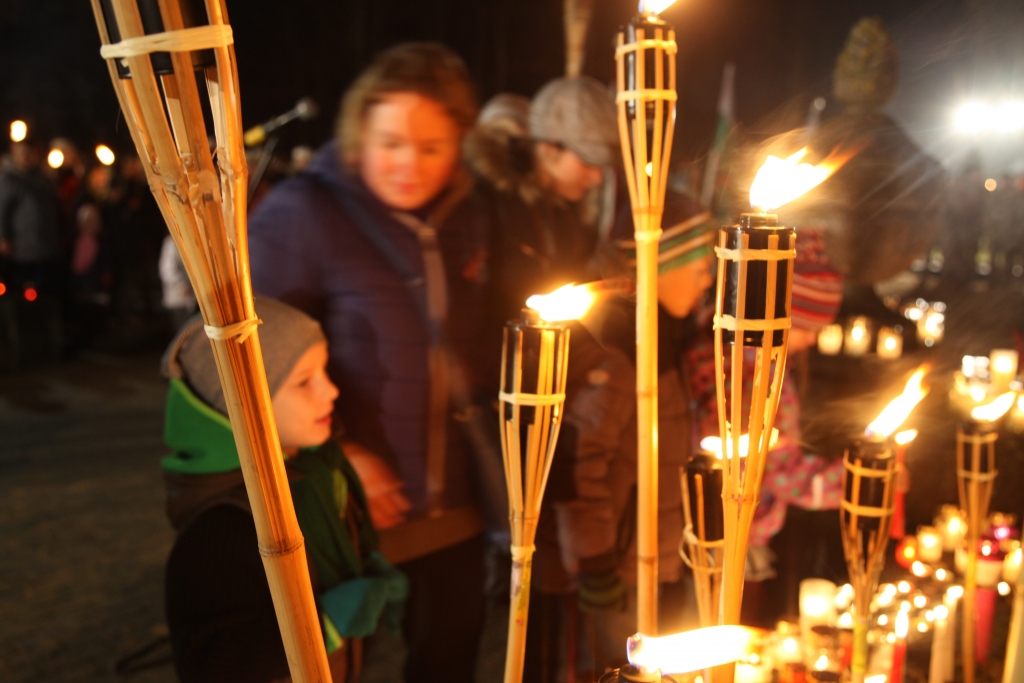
[
  {"x1": 894, "y1": 429, "x2": 918, "y2": 446},
  {"x1": 526, "y1": 283, "x2": 596, "y2": 322},
  {"x1": 865, "y1": 366, "x2": 930, "y2": 439},
  {"x1": 627, "y1": 625, "x2": 759, "y2": 674},
  {"x1": 970, "y1": 391, "x2": 1015, "y2": 422},
  {"x1": 24, "y1": 287, "x2": 37, "y2": 302},
  {"x1": 0, "y1": 282, "x2": 6, "y2": 296},
  {"x1": 700, "y1": 428, "x2": 779, "y2": 459},
  {"x1": 749, "y1": 147, "x2": 856, "y2": 212}
]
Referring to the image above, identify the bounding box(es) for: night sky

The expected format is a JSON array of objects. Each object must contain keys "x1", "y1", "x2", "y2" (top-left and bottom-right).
[{"x1": 0, "y1": 0, "x2": 1017, "y2": 169}]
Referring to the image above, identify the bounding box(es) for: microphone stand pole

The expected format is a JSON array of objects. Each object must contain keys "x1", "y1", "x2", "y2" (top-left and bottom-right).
[{"x1": 248, "y1": 133, "x2": 281, "y2": 206}]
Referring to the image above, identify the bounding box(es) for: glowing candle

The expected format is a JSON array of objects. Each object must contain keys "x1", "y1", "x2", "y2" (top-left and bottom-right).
[
  {"x1": 917, "y1": 526, "x2": 943, "y2": 563},
  {"x1": 938, "y1": 508, "x2": 966, "y2": 552},
  {"x1": 890, "y1": 610, "x2": 908, "y2": 683},
  {"x1": 801, "y1": 579, "x2": 838, "y2": 634},
  {"x1": 877, "y1": 328, "x2": 903, "y2": 360},
  {"x1": 845, "y1": 317, "x2": 871, "y2": 357},
  {"x1": 818, "y1": 323, "x2": 843, "y2": 355},
  {"x1": 990, "y1": 349, "x2": 1019, "y2": 391},
  {"x1": 1005, "y1": 546, "x2": 1023, "y2": 584},
  {"x1": 917, "y1": 305, "x2": 945, "y2": 346}
]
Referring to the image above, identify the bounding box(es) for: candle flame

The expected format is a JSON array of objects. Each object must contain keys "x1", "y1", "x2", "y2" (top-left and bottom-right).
[
  {"x1": 865, "y1": 366, "x2": 930, "y2": 439},
  {"x1": 895, "y1": 609, "x2": 909, "y2": 638},
  {"x1": 748, "y1": 147, "x2": 855, "y2": 212},
  {"x1": 627, "y1": 625, "x2": 758, "y2": 674},
  {"x1": 639, "y1": 0, "x2": 678, "y2": 15},
  {"x1": 970, "y1": 391, "x2": 1015, "y2": 422},
  {"x1": 865, "y1": 676, "x2": 887, "y2": 683},
  {"x1": 700, "y1": 428, "x2": 779, "y2": 459},
  {"x1": 526, "y1": 283, "x2": 597, "y2": 322},
  {"x1": 894, "y1": 429, "x2": 918, "y2": 446}
]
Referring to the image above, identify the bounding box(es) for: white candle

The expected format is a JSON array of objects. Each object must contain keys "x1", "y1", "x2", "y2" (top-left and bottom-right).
[
  {"x1": 1005, "y1": 547, "x2": 1023, "y2": 584},
  {"x1": 979, "y1": 556, "x2": 1004, "y2": 588},
  {"x1": 877, "y1": 327, "x2": 903, "y2": 360},
  {"x1": 991, "y1": 349, "x2": 1019, "y2": 391},
  {"x1": 845, "y1": 317, "x2": 871, "y2": 357},
  {"x1": 818, "y1": 323, "x2": 843, "y2": 355},
  {"x1": 800, "y1": 578, "x2": 837, "y2": 634},
  {"x1": 917, "y1": 526, "x2": 943, "y2": 563},
  {"x1": 938, "y1": 509, "x2": 966, "y2": 552},
  {"x1": 930, "y1": 602, "x2": 953, "y2": 683},
  {"x1": 917, "y1": 307, "x2": 945, "y2": 346}
]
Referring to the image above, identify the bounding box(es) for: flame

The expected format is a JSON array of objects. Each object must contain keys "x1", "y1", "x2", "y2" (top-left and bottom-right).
[
  {"x1": 894, "y1": 429, "x2": 918, "y2": 446},
  {"x1": 748, "y1": 147, "x2": 854, "y2": 212},
  {"x1": 700, "y1": 428, "x2": 779, "y2": 459},
  {"x1": 526, "y1": 283, "x2": 596, "y2": 322},
  {"x1": 865, "y1": 366, "x2": 930, "y2": 439},
  {"x1": 627, "y1": 625, "x2": 758, "y2": 674},
  {"x1": 970, "y1": 391, "x2": 1015, "y2": 422},
  {"x1": 895, "y1": 610, "x2": 909, "y2": 638},
  {"x1": 639, "y1": 0, "x2": 678, "y2": 14}
]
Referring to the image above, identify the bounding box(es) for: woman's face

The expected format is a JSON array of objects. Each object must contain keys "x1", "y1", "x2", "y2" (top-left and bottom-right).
[{"x1": 360, "y1": 93, "x2": 461, "y2": 210}]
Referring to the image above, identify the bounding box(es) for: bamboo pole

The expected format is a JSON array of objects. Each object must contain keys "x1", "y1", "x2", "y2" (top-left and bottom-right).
[
  {"x1": 957, "y1": 424, "x2": 998, "y2": 683},
  {"x1": 499, "y1": 314, "x2": 571, "y2": 683},
  {"x1": 840, "y1": 440, "x2": 897, "y2": 683},
  {"x1": 88, "y1": 3, "x2": 332, "y2": 681},
  {"x1": 680, "y1": 456, "x2": 725, "y2": 628},
  {"x1": 615, "y1": 12, "x2": 677, "y2": 635}
]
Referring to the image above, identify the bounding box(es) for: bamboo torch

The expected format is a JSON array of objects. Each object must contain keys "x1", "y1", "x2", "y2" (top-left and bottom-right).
[
  {"x1": 680, "y1": 451, "x2": 725, "y2": 628},
  {"x1": 615, "y1": 0, "x2": 678, "y2": 634},
  {"x1": 842, "y1": 366, "x2": 929, "y2": 683},
  {"x1": 500, "y1": 283, "x2": 594, "y2": 683},
  {"x1": 958, "y1": 391, "x2": 1015, "y2": 683},
  {"x1": 88, "y1": 2, "x2": 332, "y2": 681}
]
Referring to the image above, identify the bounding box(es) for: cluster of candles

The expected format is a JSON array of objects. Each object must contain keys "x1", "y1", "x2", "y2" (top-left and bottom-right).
[
  {"x1": 817, "y1": 318, "x2": 905, "y2": 359},
  {"x1": 903, "y1": 300, "x2": 946, "y2": 347},
  {"x1": 950, "y1": 350, "x2": 1021, "y2": 419}
]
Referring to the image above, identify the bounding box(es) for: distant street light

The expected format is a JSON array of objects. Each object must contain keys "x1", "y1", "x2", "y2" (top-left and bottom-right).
[
  {"x1": 985, "y1": 178, "x2": 998, "y2": 192},
  {"x1": 9, "y1": 120, "x2": 27, "y2": 142},
  {"x1": 47, "y1": 148, "x2": 65, "y2": 169},
  {"x1": 95, "y1": 144, "x2": 115, "y2": 166}
]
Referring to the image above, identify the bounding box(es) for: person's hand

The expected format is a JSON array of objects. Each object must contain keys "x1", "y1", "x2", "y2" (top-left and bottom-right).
[
  {"x1": 0, "y1": 238, "x2": 10, "y2": 256},
  {"x1": 343, "y1": 442, "x2": 411, "y2": 530}
]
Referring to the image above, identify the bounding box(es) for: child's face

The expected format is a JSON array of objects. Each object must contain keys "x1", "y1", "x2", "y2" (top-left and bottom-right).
[
  {"x1": 272, "y1": 342, "x2": 339, "y2": 454},
  {"x1": 657, "y1": 255, "x2": 714, "y2": 319}
]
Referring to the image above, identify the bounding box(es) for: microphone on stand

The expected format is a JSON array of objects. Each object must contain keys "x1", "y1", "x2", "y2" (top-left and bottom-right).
[{"x1": 244, "y1": 97, "x2": 319, "y2": 147}]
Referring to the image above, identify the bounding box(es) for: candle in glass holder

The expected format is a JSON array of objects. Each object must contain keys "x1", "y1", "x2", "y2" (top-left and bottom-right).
[
  {"x1": 938, "y1": 507, "x2": 966, "y2": 552},
  {"x1": 845, "y1": 317, "x2": 871, "y2": 357},
  {"x1": 801, "y1": 579, "x2": 838, "y2": 634},
  {"x1": 917, "y1": 526, "x2": 943, "y2": 563},
  {"x1": 1005, "y1": 546, "x2": 1023, "y2": 584},
  {"x1": 877, "y1": 327, "x2": 903, "y2": 360},
  {"x1": 818, "y1": 323, "x2": 843, "y2": 355},
  {"x1": 990, "y1": 349, "x2": 1019, "y2": 391}
]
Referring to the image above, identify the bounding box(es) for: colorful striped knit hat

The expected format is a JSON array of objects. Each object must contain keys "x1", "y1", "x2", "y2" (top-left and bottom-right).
[
  {"x1": 792, "y1": 227, "x2": 844, "y2": 331},
  {"x1": 613, "y1": 193, "x2": 715, "y2": 276}
]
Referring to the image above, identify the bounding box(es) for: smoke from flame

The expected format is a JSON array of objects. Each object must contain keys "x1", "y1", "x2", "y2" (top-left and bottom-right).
[
  {"x1": 749, "y1": 147, "x2": 856, "y2": 212},
  {"x1": 526, "y1": 283, "x2": 597, "y2": 322},
  {"x1": 971, "y1": 392, "x2": 1016, "y2": 422},
  {"x1": 865, "y1": 366, "x2": 930, "y2": 439}
]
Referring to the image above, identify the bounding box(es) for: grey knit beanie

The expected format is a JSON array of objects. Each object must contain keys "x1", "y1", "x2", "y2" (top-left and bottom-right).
[
  {"x1": 162, "y1": 296, "x2": 327, "y2": 415},
  {"x1": 529, "y1": 76, "x2": 618, "y2": 168}
]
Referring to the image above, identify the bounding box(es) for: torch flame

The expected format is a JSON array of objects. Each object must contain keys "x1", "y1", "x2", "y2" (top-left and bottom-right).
[
  {"x1": 526, "y1": 283, "x2": 597, "y2": 322},
  {"x1": 700, "y1": 428, "x2": 780, "y2": 459},
  {"x1": 627, "y1": 625, "x2": 758, "y2": 674},
  {"x1": 894, "y1": 429, "x2": 918, "y2": 446},
  {"x1": 749, "y1": 147, "x2": 854, "y2": 212},
  {"x1": 865, "y1": 366, "x2": 930, "y2": 439},
  {"x1": 970, "y1": 391, "x2": 1016, "y2": 423},
  {"x1": 639, "y1": 0, "x2": 678, "y2": 15}
]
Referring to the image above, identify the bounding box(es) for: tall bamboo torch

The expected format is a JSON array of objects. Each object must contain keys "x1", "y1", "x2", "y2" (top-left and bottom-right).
[
  {"x1": 714, "y1": 148, "x2": 851, "y2": 636},
  {"x1": 615, "y1": 0, "x2": 678, "y2": 633},
  {"x1": 88, "y1": 1, "x2": 331, "y2": 681},
  {"x1": 500, "y1": 283, "x2": 595, "y2": 683},
  {"x1": 958, "y1": 391, "x2": 1015, "y2": 683},
  {"x1": 841, "y1": 366, "x2": 930, "y2": 683}
]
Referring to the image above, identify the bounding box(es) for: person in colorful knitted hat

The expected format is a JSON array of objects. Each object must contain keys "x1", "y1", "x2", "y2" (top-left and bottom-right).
[{"x1": 789, "y1": 227, "x2": 845, "y2": 349}]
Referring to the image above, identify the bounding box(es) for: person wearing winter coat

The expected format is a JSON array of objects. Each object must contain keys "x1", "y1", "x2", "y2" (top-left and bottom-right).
[
  {"x1": 162, "y1": 297, "x2": 407, "y2": 683},
  {"x1": 247, "y1": 43, "x2": 490, "y2": 683},
  {"x1": 523, "y1": 193, "x2": 714, "y2": 680}
]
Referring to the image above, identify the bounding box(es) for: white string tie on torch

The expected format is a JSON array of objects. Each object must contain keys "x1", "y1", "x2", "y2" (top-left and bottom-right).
[
  {"x1": 713, "y1": 315, "x2": 791, "y2": 332},
  {"x1": 205, "y1": 317, "x2": 262, "y2": 344},
  {"x1": 100, "y1": 24, "x2": 233, "y2": 59},
  {"x1": 715, "y1": 246, "x2": 796, "y2": 262},
  {"x1": 510, "y1": 544, "x2": 536, "y2": 562},
  {"x1": 498, "y1": 391, "x2": 566, "y2": 406}
]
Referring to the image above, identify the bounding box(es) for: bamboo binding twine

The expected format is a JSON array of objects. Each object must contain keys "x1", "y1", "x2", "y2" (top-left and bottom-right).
[
  {"x1": 680, "y1": 455, "x2": 725, "y2": 628},
  {"x1": 840, "y1": 439, "x2": 897, "y2": 683},
  {"x1": 615, "y1": 11, "x2": 677, "y2": 636},
  {"x1": 88, "y1": 2, "x2": 332, "y2": 681},
  {"x1": 712, "y1": 214, "x2": 795, "y2": 634},
  {"x1": 957, "y1": 424, "x2": 999, "y2": 683},
  {"x1": 499, "y1": 315, "x2": 571, "y2": 683}
]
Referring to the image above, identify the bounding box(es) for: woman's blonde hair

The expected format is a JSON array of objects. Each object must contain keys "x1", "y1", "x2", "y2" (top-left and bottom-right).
[{"x1": 338, "y1": 43, "x2": 479, "y2": 171}]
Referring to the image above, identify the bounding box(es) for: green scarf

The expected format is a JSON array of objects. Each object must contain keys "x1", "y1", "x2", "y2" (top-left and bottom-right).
[{"x1": 163, "y1": 379, "x2": 407, "y2": 649}]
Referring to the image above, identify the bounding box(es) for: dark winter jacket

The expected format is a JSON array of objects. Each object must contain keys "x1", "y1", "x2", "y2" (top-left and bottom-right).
[
  {"x1": 0, "y1": 167, "x2": 62, "y2": 263},
  {"x1": 248, "y1": 144, "x2": 490, "y2": 531}
]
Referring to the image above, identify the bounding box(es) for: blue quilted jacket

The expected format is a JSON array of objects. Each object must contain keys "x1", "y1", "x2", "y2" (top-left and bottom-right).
[{"x1": 248, "y1": 143, "x2": 490, "y2": 517}]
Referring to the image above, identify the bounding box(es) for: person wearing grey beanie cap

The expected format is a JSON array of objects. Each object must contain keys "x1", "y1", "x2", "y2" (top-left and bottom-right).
[{"x1": 529, "y1": 76, "x2": 618, "y2": 171}]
